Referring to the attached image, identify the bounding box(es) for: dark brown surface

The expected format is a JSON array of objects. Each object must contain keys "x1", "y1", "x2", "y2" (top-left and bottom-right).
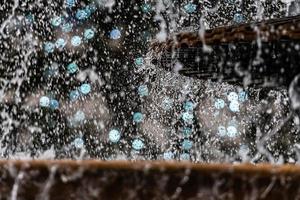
[{"x1": 1, "y1": 160, "x2": 300, "y2": 199}]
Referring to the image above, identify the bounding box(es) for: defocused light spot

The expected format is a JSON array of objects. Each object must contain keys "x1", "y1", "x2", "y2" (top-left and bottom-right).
[
  {"x1": 51, "y1": 16, "x2": 62, "y2": 27},
  {"x1": 182, "y1": 127, "x2": 192, "y2": 137},
  {"x1": 67, "y1": 62, "x2": 78, "y2": 74},
  {"x1": 233, "y1": 13, "x2": 244, "y2": 23},
  {"x1": 44, "y1": 42, "x2": 55, "y2": 53},
  {"x1": 227, "y1": 92, "x2": 238, "y2": 102},
  {"x1": 184, "y1": 101, "x2": 194, "y2": 111},
  {"x1": 76, "y1": 9, "x2": 88, "y2": 20},
  {"x1": 39, "y1": 96, "x2": 50, "y2": 107},
  {"x1": 161, "y1": 97, "x2": 173, "y2": 111},
  {"x1": 109, "y1": 129, "x2": 121, "y2": 143},
  {"x1": 180, "y1": 153, "x2": 190, "y2": 161},
  {"x1": 84, "y1": 28, "x2": 95, "y2": 40},
  {"x1": 184, "y1": 3, "x2": 197, "y2": 13},
  {"x1": 71, "y1": 36, "x2": 82, "y2": 46},
  {"x1": 217, "y1": 126, "x2": 226, "y2": 137},
  {"x1": 229, "y1": 100, "x2": 240, "y2": 112},
  {"x1": 238, "y1": 91, "x2": 248, "y2": 102},
  {"x1": 69, "y1": 90, "x2": 80, "y2": 101},
  {"x1": 132, "y1": 139, "x2": 144, "y2": 150},
  {"x1": 74, "y1": 110, "x2": 85, "y2": 122},
  {"x1": 227, "y1": 126, "x2": 238, "y2": 137},
  {"x1": 134, "y1": 57, "x2": 144, "y2": 66},
  {"x1": 50, "y1": 99, "x2": 59, "y2": 110},
  {"x1": 66, "y1": 0, "x2": 76, "y2": 7},
  {"x1": 110, "y1": 28, "x2": 121, "y2": 40},
  {"x1": 141, "y1": 3, "x2": 152, "y2": 13},
  {"x1": 133, "y1": 112, "x2": 144, "y2": 123},
  {"x1": 55, "y1": 38, "x2": 67, "y2": 49},
  {"x1": 138, "y1": 85, "x2": 149, "y2": 97},
  {"x1": 61, "y1": 22, "x2": 73, "y2": 33},
  {"x1": 214, "y1": 98, "x2": 225, "y2": 109},
  {"x1": 182, "y1": 139, "x2": 193, "y2": 150},
  {"x1": 182, "y1": 112, "x2": 194, "y2": 124},
  {"x1": 163, "y1": 152, "x2": 174, "y2": 160},
  {"x1": 80, "y1": 83, "x2": 91, "y2": 95},
  {"x1": 74, "y1": 137, "x2": 84, "y2": 148}
]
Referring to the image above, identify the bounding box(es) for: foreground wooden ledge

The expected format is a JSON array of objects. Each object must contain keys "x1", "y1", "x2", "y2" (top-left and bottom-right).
[{"x1": 1, "y1": 160, "x2": 300, "y2": 199}]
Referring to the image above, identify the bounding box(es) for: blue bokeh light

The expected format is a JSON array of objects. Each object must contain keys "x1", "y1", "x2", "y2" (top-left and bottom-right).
[
  {"x1": 74, "y1": 137, "x2": 84, "y2": 148},
  {"x1": 80, "y1": 83, "x2": 91, "y2": 95},
  {"x1": 71, "y1": 36, "x2": 82, "y2": 47},
  {"x1": 184, "y1": 101, "x2": 194, "y2": 111},
  {"x1": 66, "y1": 0, "x2": 76, "y2": 7},
  {"x1": 238, "y1": 91, "x2": 248, "y2": 102},
  {"x1": 217, "y1": 126, "x2": 226, "y2": 137},
  {"x1": 161, "y1": 98, "x2": 173, "y2": 111},
  {"x1": 163, "y1": 152, "x2": 174, "y2": 160},
  {"x1": 133, "y1": 112, "x2": 144, "y2": 123},
  {"x1": 182, "y1": 139, "x2": 193, "y2": 150},
  {"x1": 76, "y1": 9, "x2": 88, "y2": 20},
  {"x1": 214, "y1": 98, "x2": 225, "y2": 109},
  {"x1": 110, "y1": 28, "x2": 121, "y2": 40},
  {"x1": 44, "y1": 42, "x2": 55, "y2": 53},
  {"x1": 182, "y1": 127, "x2": 192, "y2": 137},
  {"x1": 132, "y1": 139, "x2": 144, "y2": 150},
  {"x1": 74, "y1": 110, "x2": 85, "y2": 122},
  {"x1": 51, "y1": 16, "x2": 62, "y2": 27},
  {"x1": 67, "y1": 62, "x2": 78, "y2": 74},
  {"x1": 233, "y1": 13, "x2": 244, "y2": 23},
  {"x1": 69, "y1": 90, "x2": 80, "y2": 101},
  {"x1": 229, "y1": 100, "x2": 240, "y2": 112},
  {"x1": 84, "y1": 28, "x2": 95, "y2": 40},
  {"x1": 141, "y1": 3, "x2": 152, "y2": 13},
  {"x1": 227, "y1": 92, "x2": 238, "y2": 102},
  {"x1": 109, "y1": 129, "x2": 121, "y2": 143},
  {"x1": 61, "y1": 22, "x2": 73, "y2": 33},
  {"x1": 55, "y1": 38, "x2": 67, "y2": 49},
  {"x1": 227, "y1": 126, "x2": 238, "y2": 137},
  {"x1": 50, "y1": 99, "x2": 59, "y2": 110},
  {"x1": 134, "y1": 57, "x2": 144, "y2": 66},
  {"x1": 138, "y1": 85, "x2": 149, "y2": 97},
  {"x1": 180, "y1": 153, "x2": 190, "y2": 161},
  {"x1": 39, "y1": 96, "x2": 50, "y2": 107},
  {"x1": 182, "y1": 112, "x2": 194, "y2": 124},
  {"x1": 184, "y1": 3, "x2": 197, "y2": 14}
]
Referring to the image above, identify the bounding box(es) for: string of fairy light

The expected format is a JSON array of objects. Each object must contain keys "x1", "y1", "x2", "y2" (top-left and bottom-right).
[{"x1": 37, "y1": 0, "x2": 248, "y2": 159}]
